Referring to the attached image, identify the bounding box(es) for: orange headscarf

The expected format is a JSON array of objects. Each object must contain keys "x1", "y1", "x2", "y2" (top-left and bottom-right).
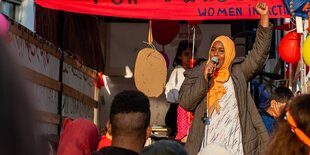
[
  {"x1": 286, "y1": 111, "x2": 310, "y2": 148},
  {"x1": 206, "y1": 36, "x2": 236, "y2": 116}
]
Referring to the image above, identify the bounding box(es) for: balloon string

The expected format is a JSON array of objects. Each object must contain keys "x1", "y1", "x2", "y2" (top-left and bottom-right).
[
  {"x1": 287, "y1": 28, "x2": 297, "y2": 33},
  {"x1": 188, "y1": 22, "x2": 190, "y2": 48},
  {"x1": 143, "y1": 41, "x2": 156, "y2": 50},
  {"x1": 191, "y1": 26, "x2": 196, "y2": 60}
]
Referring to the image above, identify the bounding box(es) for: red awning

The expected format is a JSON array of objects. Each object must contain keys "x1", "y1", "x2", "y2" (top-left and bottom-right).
[{"x1": 36, "y1": 0, "x2": 290, "y2": 20}]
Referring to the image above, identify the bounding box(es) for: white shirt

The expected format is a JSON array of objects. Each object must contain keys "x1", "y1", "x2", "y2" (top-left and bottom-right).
[
  {"x1": 201, "y1": 77, "x2": 244, "y2": 155},
  {"x1": 165, "y1": 65, "x2": 185, "y2": 103}
]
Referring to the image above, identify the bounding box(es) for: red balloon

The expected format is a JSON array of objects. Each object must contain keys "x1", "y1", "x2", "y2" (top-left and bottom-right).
[
  {"x1": 152, "y1": 20, "x2": 179, "y2": 46},
  {"x1": 307, "y1": 66, "x2": 309, "y2": 75},
  {"x1": 278, "y1": 31, "x2": 301, "y2": 63},
  {"x1": 188, "y1": 20, "x2": 203, "y2": 25}
]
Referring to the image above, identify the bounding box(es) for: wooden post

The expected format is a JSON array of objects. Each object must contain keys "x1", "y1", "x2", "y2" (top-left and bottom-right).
[
  {"x1": 93, "y1": 86, "x2": 99, "y2": 126},
  {"x1": 289, "y1": 63, "x2": 292, "y2": 90},
  {"x1": 300, "y1": 20, "x2": 307, "y2": 94}
]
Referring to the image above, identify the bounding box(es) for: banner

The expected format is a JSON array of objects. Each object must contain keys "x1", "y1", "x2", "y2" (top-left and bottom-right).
[{"x1": 36, "y1": 0, "x2": 290, "y2": 20}]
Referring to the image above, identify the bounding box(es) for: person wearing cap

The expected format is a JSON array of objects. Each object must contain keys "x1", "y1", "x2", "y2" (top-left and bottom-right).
[{"x1": 179, "y1": 2, "x2": 272, "y2": 155}]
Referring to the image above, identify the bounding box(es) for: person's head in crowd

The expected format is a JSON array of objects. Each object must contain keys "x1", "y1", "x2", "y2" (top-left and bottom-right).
[
  {"x1": 296, "y1": 90, "x2": 302, "y2": 96},
  {"x1": 198, "y1": 143, "x2": 233, "y2": 155},
  {"x1": 260, "y1": 87, "x2": 294, "y2": 135},
  {"x1": 268, "y1": 86, "x2": 293, "y2": 118},
  {"x1": 0, "y1": 14, "x2": 9, "y2": 40},
  {"x1": 97, "y1": 121, "x2": 112, "y2": 151},
  {"x1": 109, "y1": 90, "x2": 151, "y2": 153},
  {"x1": 265, "y1": 94, "x2": 310, "y2": 155},
  {"x1": 173, "y1": 40, "x2": 195, "y2": 69},
  {"x1": 0, "y1": 39, "x2": 38, "y2": 155},
  {"x1": 141, "y1": 140, "x2": 187, "y2": 155},
  {"x1": 57, "y1": 118, "x2": 100, "y2": 155}
]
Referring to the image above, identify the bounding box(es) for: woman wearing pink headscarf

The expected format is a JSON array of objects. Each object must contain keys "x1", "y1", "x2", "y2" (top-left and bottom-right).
[
  {"x1": 0, "y1": 14, "x2": 9, "y2": 40},
  {"x1": 57, "y1": 118, "x2": 100, "y2": 155}
]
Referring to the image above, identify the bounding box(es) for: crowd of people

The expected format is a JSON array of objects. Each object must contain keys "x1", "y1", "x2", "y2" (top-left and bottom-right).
[{"x1": 1, "y1": 1, "x2": 310, "y2": 155}]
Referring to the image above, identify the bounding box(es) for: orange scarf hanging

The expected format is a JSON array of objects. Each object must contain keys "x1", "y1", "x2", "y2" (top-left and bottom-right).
[{"x1": 206, "y1": 36, "x2": 236, "y2": 116}]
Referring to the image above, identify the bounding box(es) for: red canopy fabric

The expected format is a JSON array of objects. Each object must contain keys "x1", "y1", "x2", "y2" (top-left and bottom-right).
[{"x1": 36, "y1": 0, "x2": 290, "y2": 20}]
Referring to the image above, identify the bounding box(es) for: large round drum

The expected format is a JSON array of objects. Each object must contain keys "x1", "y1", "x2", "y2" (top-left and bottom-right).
[{"x1": 134, "y1": 48, "x2": 167, "y2": 97}]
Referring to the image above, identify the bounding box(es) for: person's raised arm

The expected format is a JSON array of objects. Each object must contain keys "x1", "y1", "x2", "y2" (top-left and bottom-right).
[
  {"x1": 258, "y1": 2, "x2": 269, "y2": 28},
  {"x1": 238, "y1": 2, "x2": 273, "y2": 81}
]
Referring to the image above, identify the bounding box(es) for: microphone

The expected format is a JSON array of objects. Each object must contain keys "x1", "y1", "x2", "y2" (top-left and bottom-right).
[
  {"x1": 211, "y1": 57, "x2": 219, "y2": 65},
  {"x1": 207, "y1": 57, "x2": 219, "y2": 80}
]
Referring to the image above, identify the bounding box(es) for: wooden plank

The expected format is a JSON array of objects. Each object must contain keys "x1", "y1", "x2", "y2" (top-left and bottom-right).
[
  {"x1": 10, "y1": 22, "x2": 97, "y2": 77},
  {"x1": 64, "y1": 56, "x2": 96, "y2": 78},
  {"x1": 10, "y1": 24, "x2": 22, "y2": 37},
  {"x1": 36, "y1": 110, "x2": 61, "y2": 125},
  {"x1": 43, "y1": 44, "x2": 61, "y2": 59},
  {"x1": 22, "y1": 67, "x2": 61, "y2": 91},
  {"x1": 63, "y1": 84, "x2": 98, "y2": 108},
  {"x1": 9, "y1": 23, "x2": 61, "y2": 59}
]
